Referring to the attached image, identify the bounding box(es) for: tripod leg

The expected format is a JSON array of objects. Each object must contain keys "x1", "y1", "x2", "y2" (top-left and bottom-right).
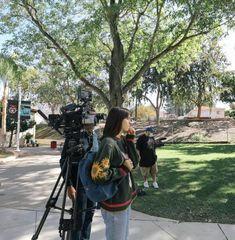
[
  {"x1": 72, "y1": 162, "x2": 81, "y2": 232},
  {"x1": 59, "y1": 156, "x2": 74, "y2": 239},
  {"x1": 66, "y1": 229, "x2": 71, "y2": 240},
  {"x1": 31, "y1": 171, "x2": 64, "y2": 240}
]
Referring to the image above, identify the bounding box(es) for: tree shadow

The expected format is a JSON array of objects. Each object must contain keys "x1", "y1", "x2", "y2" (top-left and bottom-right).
[
  {"x1": 0, "y1": 155, "x2": 63, "y2": 210},
  {"x1": 167, "y1": 144, "x2": 235, "y2": 155},
  {"x1": 133, "y1": 153, "x2": 235, "y2": 223}
]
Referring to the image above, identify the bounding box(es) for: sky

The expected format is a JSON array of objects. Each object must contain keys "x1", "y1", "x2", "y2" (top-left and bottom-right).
[
  {"x1": 220, "y1": 30, "x2": 235, "y2": 71},
  {"x1": 0, "y1": 30, "x2": 235, "y2": 109}
]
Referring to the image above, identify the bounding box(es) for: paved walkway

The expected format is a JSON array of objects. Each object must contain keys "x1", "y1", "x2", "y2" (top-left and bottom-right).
[{"x1": 0, "y1": 147, "x2": 234, "y2": 240}]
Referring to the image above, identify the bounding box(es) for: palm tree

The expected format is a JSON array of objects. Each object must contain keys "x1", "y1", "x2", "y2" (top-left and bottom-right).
[{"x1": 0, "y1": 55, "x2": 18, "y2": 149}]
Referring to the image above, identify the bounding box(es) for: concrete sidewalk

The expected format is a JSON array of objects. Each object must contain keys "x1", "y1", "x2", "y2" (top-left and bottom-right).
[{"x1": 0, "y1": 148, "x2": 234, "y2": 240}]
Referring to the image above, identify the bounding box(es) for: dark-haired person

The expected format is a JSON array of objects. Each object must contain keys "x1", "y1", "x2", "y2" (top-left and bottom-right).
[
  {"x1": 60, "y1": 124, "x2": 98, "y2": 240},
  {"x1": 136, "y1": 127, "x2": 161, "y2": 189},
  {"x1": 91, "y1": 107, "x2": 139, "y2": 240}
]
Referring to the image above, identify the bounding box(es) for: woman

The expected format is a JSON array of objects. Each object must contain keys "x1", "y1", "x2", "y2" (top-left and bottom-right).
[{"x1": 91, "y1": 107, "x2": 139, "y2": 240}]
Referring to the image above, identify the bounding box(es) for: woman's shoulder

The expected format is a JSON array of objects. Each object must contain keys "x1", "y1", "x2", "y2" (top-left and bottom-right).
[{"x1": 101, "y1": 137, "x2": 117, "y2": 146}]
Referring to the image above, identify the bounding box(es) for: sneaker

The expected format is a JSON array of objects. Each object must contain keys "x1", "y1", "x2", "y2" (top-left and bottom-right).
[
  {"x1": 143, "y1": 181, "x2": 149, "y2": 188},
  {"x1": 152, "y1": 182, "x2": 159, "y2": 189}
]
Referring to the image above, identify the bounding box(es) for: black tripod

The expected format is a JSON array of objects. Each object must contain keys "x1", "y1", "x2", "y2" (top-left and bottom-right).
[{"x1": 31, "y1": 139, "x2": 95, "y2": 240}]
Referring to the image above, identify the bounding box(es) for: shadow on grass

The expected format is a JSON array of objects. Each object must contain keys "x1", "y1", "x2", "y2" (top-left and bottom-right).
[
  {"x1": 166, "y1": 144, "x2": 235, "y2": 155},
  {"x1": 132, "y1": 155, "x2": 235, "y2": 224}
]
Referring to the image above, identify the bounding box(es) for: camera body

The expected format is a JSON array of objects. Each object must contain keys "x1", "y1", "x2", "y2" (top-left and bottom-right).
[{"x1": 48, "y1": 90, "x2": 104, "y2": 138}]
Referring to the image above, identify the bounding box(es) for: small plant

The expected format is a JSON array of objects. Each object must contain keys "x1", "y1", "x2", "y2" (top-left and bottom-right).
[
  {"x1": 25, "y1": 133, "x2": 33, "y2": 144},
  {"x1": 190, "y1": 132, "x2": 208, "y2": 142}
]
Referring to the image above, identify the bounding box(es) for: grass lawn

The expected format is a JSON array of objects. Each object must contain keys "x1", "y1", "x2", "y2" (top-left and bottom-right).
[
  {"x1": 132, "y1": 144, "x2": 235, "y2": 224},
  {"x1": 0, "y1": 151, "x2": 14, "y2": 158},
  {"x1": 36, "y1": 124, "x2": 63, "y2": 139}
]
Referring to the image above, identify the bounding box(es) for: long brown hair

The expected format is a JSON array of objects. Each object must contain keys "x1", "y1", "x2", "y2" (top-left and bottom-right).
[{"x1": 103, "y1": 107, "x2": 130, "y2": 138}]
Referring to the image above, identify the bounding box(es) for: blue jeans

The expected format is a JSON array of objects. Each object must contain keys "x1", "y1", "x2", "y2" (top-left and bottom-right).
[
  {"x1": 101, "y1": 206, "x2": 131, "y2": 240},
  {"x1": 67, "y1": 188, "x2": 96, "y2": 240}
]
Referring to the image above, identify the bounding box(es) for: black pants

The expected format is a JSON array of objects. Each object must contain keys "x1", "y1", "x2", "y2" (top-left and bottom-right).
[{"x1": 67, "y1": 187, "x2": 96, "y2": 240}]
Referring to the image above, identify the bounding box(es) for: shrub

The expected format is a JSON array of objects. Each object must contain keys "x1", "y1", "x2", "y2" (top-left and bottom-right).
[
  {"x1": 25, "y1": 132, "x2": 33, "y2": 143},
  {"x1": 225, "y1": 110, "x2": 235, "y2": 118},
  {"x1": 190, "y1": 133, "x2": 209, "y2": 142},
  {"x1": 137, "y1": 105, "x2": 156, "y2": 120}
]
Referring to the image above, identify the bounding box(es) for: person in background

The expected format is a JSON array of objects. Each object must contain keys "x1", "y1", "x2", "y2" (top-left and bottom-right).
[
  {"x1": 91, "y1": 107, "x2": 139, "y2": 240},
  {"x1": 136, "y1": 127, "x2": 162, "y2": 189}
]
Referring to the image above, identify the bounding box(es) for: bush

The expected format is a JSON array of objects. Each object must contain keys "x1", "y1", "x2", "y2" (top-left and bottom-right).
[
  {"x1": 137, "y1": 105, "x2": 156, "y2": 120},
  {"x1": 190, "y1": 132, "x2": 208, "y2": 142},
  {"x1": 225, "y1": 110, "x2": 230, "y2": 117},
  {"x1": 225, "y1": 110, "x2": 235, "y2": 118},
  {"x1": 25, "y1": 132, "x2": 33, "y2": 143}
]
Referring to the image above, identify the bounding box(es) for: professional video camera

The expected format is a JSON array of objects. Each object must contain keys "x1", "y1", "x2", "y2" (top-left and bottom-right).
[
  {"x1": 32, "y1": 89, "x2": 104, "y2": 240},
  {"x1": 48, "y1": 89, "x2": 103, "y2": 137}
]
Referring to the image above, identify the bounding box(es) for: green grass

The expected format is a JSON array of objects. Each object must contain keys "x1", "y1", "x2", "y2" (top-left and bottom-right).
[
  {"x1": 36, "y1": 124, "x2": 63, "y2": 139},
  {"x1": 0, "y1": 151, "x2": 13, "y2": 158},
  {"x1": 132, "y1": 144, "x2": 235, "y2": 224}
]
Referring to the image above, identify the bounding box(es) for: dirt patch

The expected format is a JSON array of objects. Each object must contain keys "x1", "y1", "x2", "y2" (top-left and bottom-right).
[{"x1": 134, "y1": 118, "x2": 235, "y2": 143}]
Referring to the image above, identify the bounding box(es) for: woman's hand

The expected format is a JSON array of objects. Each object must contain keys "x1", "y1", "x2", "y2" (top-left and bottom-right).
[
  {"x1": 67, "y1": 186, "x2": 76, "y2": 200},
  {"x1": 128, "y1": 127, "x2": 136, "y2": 135},
  {"x1": 123, "y1": 159, "x2": 134, "y2": 171}
]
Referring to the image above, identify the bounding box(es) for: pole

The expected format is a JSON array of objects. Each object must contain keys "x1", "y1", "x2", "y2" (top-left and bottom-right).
[{"x1": 16, "y1": 85, "x2": 21, "y2": 151}]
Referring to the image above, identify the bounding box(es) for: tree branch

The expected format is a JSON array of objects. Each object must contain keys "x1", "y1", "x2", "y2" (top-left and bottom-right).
[
  {"x1": 147, "y1": 0, "x2": 165, "y2": 59},
  {"x1": 122, "y1": 26, "x2": 213, "y2": 95},
  {"x1": 99, "y1": 0, "x2": 108, "y2": 8},
  {"x1": 142, "y1": 94, "x2": 156, "y2": 109},
  {"x1": 123, "y1": 12, "x2": 142, "y2": 62},
  {"x1": 124, "y1": 1, "x2": 151, "y2": 63},
  {"x1": 21, "y1": 0, "x2": 110, "y2": 107},
  {"x1": 99, "y1": 39, "x2": 112, "y2": 52}
]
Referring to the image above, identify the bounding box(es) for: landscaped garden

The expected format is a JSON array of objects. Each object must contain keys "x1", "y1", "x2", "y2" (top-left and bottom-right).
[{"x1": 132, "y1": 143, "x2": 235, "y2": 224}]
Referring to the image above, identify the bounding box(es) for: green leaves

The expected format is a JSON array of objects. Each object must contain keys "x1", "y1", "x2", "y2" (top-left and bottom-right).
[
  {"x1": 220, "y1": 71, "x2": 235, "y2": 103},
  {"x1": 172, "y1": 37, "x2": 228, "y2": 114},
  {"x1": 0, "y1": 0, "x2": 234, "y2": 108},
  {"x1": 0, "y1": 54, "x2": 18, "y2": 81}
]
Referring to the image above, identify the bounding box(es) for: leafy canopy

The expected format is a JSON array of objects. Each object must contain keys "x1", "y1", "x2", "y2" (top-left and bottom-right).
[{"x1": 0, "y1": 0, "x2": 234, "y2": 107}]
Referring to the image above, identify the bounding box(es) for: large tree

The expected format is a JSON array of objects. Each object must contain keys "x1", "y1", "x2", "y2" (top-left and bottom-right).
[
  {"x1": 135, "y1": 36, "x2": 201, "y2": 124},
  {"x1": 172, "y1": 38, "x2": 228, "y2": 117},
  {"x1": 140, "y1": 67, "x2": 171, "y2": 125},
  {"x1": 220, "y1": 71, "x2": 235, "y2": 103},
  {"x1": 0, "y1": 0, "x2": 234, "y2": 108}
]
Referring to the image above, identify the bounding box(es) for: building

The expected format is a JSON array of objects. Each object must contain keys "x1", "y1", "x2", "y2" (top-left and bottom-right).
[{"x1": 185, "y1": 106, "x2": 225, "y2": 119}]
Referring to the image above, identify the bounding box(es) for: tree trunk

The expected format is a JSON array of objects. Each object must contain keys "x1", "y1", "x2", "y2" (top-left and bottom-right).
[
  {"x1": 108, "y1": 5, "x2": 125, "y2": 108},
  {"x1": 155, "y1": 108, "x2": 160, "y2": 126},
  {"x1": 109, "y1": 40, "x2": 124, "y2": 107},
  {"x1": 197, "y1": 105, "x2": 202, "y2": 118},
  {"x1": 51, "y1": 105, "x2": 55, "y2": 114},
  {"x1": 155, "y1": 89, "x2": 162, "y2": 126},
  {"x1": 8, "y1": 130, "x2": 13, "y2": 148},
  {"x1": 1, "y1": 81, "x2": 8, "y2": 149},
  {"x1": 135, "y1": 96, "x2": 138, "y2": 121}
]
